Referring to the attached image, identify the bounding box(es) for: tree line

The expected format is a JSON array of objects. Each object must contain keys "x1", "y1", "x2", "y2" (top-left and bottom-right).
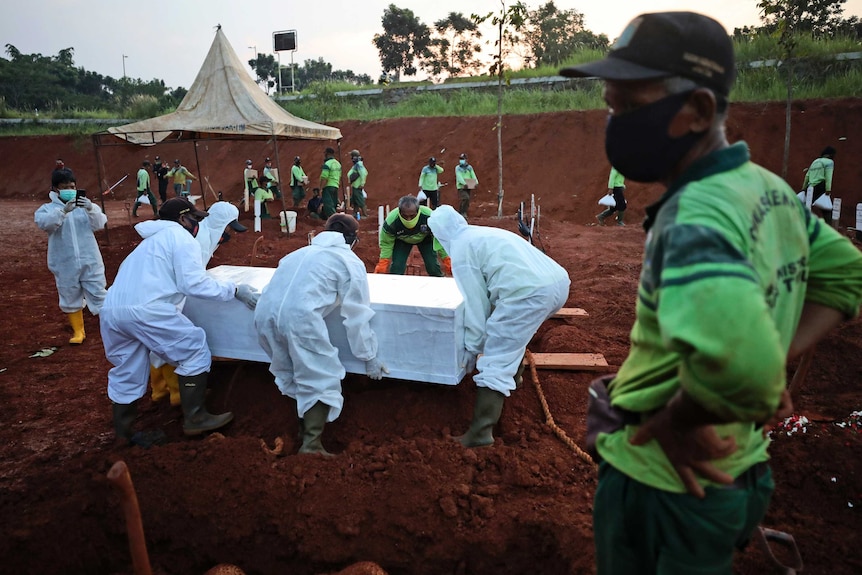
[{"x1": 1, "y1": 0, "x2": 858, "y2": 116}]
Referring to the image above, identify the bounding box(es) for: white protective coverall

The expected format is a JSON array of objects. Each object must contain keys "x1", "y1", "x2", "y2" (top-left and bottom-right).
[
  {"x1": 34, "y1": 191, "x2": 108, "y2": 313},
  {"x1": 101, "y1": 220, "x2": 236, "y2": 404},
  {"x1": 148, "y1": 201, "x2": 242, "y2": 371},
  {"x1": 254, "y1": 230, "x2": 378, "y2": 421},
  {"x1": 196, "y1": 201, "x2": 240, "y2": 263},
  {"x1": 428, "y1": 205, "x2": 570, "y2": 396}
]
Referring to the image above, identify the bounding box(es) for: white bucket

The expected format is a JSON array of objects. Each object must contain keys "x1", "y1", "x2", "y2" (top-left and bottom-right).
[{"x1": 280, "y1": 210, "x2": 297, "y2": 233}]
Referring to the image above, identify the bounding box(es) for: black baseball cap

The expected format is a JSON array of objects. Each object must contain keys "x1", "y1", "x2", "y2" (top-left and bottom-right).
[
  {"x1": 158, "y1": 197, "x2": 208, "y2": 222},
  {"x1": 559, "y1": 12, "x2": 735, "y2": 96},
  {"x1": 228, "y1": 220, "x2": 247, "y2": 232}
]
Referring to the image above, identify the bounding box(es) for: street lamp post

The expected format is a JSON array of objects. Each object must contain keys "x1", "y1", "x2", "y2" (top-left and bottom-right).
[
  {"x1": 248, "y1": 46, "x2": 259, "y2": 87},
  {"x1": 122, "y1": 54, "x2": 128, "y2": 79}
]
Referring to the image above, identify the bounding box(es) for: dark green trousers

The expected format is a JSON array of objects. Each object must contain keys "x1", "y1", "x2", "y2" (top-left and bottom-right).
[
  {"x1": 389, "y1": 236, "x2": 442, "y2": 276},
  {"x1": 594, "y1": 461, "x2": 773, "y2": 575},
  {"x1": 322, "y1": 186, "x2": 339, "y2": 219}
]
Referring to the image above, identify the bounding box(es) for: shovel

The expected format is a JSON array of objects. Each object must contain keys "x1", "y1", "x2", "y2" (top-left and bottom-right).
[{"x1": 755, "y1": 526, "x2": 804, "y2": 574}]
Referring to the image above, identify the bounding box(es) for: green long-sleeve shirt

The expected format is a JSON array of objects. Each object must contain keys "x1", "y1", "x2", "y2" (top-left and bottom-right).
[
  {"x1": 418, "y1": 164, "x2": 444, "y2": 191},
  {"x1": 608, "y1": 166, "x2": 625, "y2": 189},
  {"x1": 378, "y1": 206, "x2": 447, "y2": 260},
  {"x1": 455, "y1": 164, "x2": 477, "y2": 188},
  {"x1": 320, "y1": 158, "x2": 341, "y2": 188},
  {"x1": 598, "y1": 142, "x2": 862, "y2": 493},
  {"x1": 802, "y1": 156, "x2": 834, "y2": 192},
  {"x1": 136, "y1": 168, "x2": 150, "y2": 191}
]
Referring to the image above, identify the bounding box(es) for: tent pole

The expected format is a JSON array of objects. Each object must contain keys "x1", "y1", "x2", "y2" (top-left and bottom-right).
[
  {"x1": 273, "y1": 127, "x2": 289, "y2": 235},
  {"x1": 92, "y1": 132, "x2": 110, "y2": 246},
  {"x1": 192, "y1": 136, "x2": 206, "y2": 210}
]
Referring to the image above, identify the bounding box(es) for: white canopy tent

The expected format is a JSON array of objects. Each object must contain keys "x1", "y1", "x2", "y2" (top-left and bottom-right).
[
  {"x1": 93, "y1": 26, "x2": 342, "y2": 223},
  {"x1": 106, "y1": 26, "x2": 341, "y2": 144}
]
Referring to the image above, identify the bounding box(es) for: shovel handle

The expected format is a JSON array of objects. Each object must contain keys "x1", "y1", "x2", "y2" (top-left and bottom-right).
[
  {"x1": 756, "y1": 526, "x2": 804, "y2": 573},
  {"x1": 107, "y1": 461, "x2": 153, "y2": 575}
]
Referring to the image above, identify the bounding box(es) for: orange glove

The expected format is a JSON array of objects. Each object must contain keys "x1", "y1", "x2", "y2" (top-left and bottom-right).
[
  {"x1": 374, "y1": 258, "x2": 391, "y2": 274},
  {"x1": 441, "y1": 256, "x2": 452, "y2": 276}
]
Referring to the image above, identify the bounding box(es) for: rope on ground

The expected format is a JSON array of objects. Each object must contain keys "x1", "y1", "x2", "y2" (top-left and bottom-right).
[
  {"x1": 250, "y1": 236, "x2": 264, "y2": 266},
  {"x1": 526, "y1": 349, "x2": 597, "y2": 469}
]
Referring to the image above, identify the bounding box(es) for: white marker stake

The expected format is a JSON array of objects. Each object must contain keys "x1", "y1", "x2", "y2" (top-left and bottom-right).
[
  {"x1": 378, "y1": 205, "x2": 385, "y2": 235},
  {"x1": 832, "y1": 197, "x2": 842, "y2": 227}
]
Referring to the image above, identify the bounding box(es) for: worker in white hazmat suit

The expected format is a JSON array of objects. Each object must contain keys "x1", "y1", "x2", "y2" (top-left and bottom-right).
[
  {"x1": 428, "y1": 205, "x2": 570, "y2": 447},
  {"x1": 148, "y1": 201, "x2": 248, "y2": 406},
  {"x1": 34, "y1": 169, "x2": 107, "y2": 345},
  {"x1": 254, "y1": 213, "x2": 388, "y2": 455},
  {"x1": 102, "y1": 197, "x2": 260, "y2": 447}
]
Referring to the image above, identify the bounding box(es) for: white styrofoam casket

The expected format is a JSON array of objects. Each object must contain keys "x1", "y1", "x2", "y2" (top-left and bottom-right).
[{"x1": 183, "y1": 265, "x2": 469, "y2": 385}]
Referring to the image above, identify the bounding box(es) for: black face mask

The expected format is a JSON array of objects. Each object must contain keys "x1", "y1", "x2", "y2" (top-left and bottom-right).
[{"x1": 605, "y1": 90, "x2": 705, "y2": 183}]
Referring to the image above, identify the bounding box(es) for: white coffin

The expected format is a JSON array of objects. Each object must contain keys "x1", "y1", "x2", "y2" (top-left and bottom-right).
[{"x1": 183, "y1": 265, "x2": 468, "y2": 385}]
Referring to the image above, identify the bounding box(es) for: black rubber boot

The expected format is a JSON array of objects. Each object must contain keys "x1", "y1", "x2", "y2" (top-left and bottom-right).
[
  {"x1": 299, "y1": 401, "x2": 333, "y2": 456},
  {"x1": 112, "y1": 401, "x2": 165, "y2": 448},
  {"x1": 616, "y1": 210, "x2": 626, "y2": 226},
  {"x1": 458, "y1": 387, "x2": 505, "y2": 448},
  {"x1": 178, "y1": 373, "x2": 234, "y2": 436},
  {"x1": 132, "y1": 202, "x2": 139, "y2": 217}
]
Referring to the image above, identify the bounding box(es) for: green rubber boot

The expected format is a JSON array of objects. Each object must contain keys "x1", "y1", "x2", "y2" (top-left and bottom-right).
[
  {"x1": 616, "y1": 210, "x2": 626, "y2": 226},
  {"x1": 299, "y1": 401, "x2": 334, "y2": 456},
  {"x1": 178, "y1": 373, "x2": 234, "y2": 436},
  {"x1": 596, "y1": 208, "x2": 613, "y2": 226},
  {"x1": 458, "y1": 387, "x2": 505, "y2": 448}
]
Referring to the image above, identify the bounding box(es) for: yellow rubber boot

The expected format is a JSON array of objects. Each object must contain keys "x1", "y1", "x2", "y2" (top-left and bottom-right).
[
  {"x1": 150, "y1": 365, "x2": 169, "y2": 402},
  {"x1": 162, "y1": 365, "x2": 181, "y2": 407},
  {"x1": 67, "y1": 310, "x2": 86, "y2": 345}
]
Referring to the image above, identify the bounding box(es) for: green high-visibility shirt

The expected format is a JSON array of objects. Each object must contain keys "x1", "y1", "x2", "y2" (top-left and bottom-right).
[
  {"x1": 418, "y1": 165, "x2": 444, "y2": 190},
  {"x1": 137, "y1": 168, "x2": 150, "y2": 191},
  {"x1": 598, "y1": 142, "x2": 862, "y2": 493},
  {"x1": 608, "y1": 166, "x2": 625, "y2": 189},
  {"x1": 378, "y1": 206, "x2": 448, "y2": 260},
  {"x1": 803, "y1": 156, "x2": 834, "y2": 192},
  {"x1": 348, "y1": 163, "x2": 368, "y2": 189},
  {"x1": 320, "y1": 158, "x2": 341, "y2": 188}
]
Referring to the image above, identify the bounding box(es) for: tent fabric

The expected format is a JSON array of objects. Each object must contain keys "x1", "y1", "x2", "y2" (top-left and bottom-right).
[{"x1": 108, "y1": 28, "x2": 341, "y2": 144}]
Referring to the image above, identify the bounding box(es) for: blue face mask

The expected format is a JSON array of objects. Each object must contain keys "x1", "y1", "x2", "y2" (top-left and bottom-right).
[
  {"x1": 459, "y1": 159, "x2": 466, "y2": 166},
  {"x1": 59, "y1": 190, "x2": 76, "y2": 202}
]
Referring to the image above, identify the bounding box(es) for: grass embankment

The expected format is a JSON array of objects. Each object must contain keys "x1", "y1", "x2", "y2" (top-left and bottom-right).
[{"x1": 1, "y1": 36, "x2": 859, "y2": 134}]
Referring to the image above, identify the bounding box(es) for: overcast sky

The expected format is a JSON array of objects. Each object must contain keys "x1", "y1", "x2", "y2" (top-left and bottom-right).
[{"x1": 3, "y1": 0, "x2": 861, "y2": 90}]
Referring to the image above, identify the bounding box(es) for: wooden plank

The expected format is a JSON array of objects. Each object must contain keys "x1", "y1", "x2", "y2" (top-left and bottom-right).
[
  {"x1": 526, "y1": 353, "x2": 609, "y2": 371},
  {"x1": 552, "y1": 307, "x2": 589, "y2": 318}
]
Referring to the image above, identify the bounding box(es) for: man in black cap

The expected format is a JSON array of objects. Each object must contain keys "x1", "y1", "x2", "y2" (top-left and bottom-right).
[
  {"x1": 152, "y1": 156, "x2": 170, "y2": 205},
  {"x1": 562, "y1": 11, "x2": 862, "y2": 574},
  {"x1": 319, "y1": 147, "x2": 342, "y2": 219},
  {"x1": 100, "y1": 197, "x2": 261, "y2": 447}
]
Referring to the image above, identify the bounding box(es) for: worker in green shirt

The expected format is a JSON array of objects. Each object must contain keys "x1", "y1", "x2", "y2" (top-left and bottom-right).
[
  {"x1": 289, "y1": 156, "x2": 308, "y2": 208},
  {"x1": 454, "y1": 152, "x2": 478, "y2": 217},
  {"x1": 318, "y1": 147, "x2": 342, "y2": 219},
  {"x1": 374, "y1": 195, "x2": 451, "y2": 276},
  {"x1": 418, "y1": 157, "x2": 445, "y2": 209},
  {"x1": 347, "y1": 149, "x2": 368, "y2": 219},
  {"x1": 133, "y1": 160, "x2": 158, "y2": 218},
  {"x1": 596, "y1": 166, "x2": 626, "y2": 226},
  {"x1": 802, "y1": 146, "x2": 836, "y2": 218},
  {"x1": 562, "y1": 11, "x2": 862, "y2": 575}
]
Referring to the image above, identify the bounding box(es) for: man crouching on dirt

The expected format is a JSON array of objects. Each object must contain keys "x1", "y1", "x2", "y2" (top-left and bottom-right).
[
  {"x1": 427, "y1": 205, "x2": 570, "y2": 448},
  {"x1": 101, "y1": 198, "x2": 260, "y2": 447},
  {"x1": 561, "y1": 11, "x2": 862, "y2": 574},
  {"x1": 254, "y1": 214, "x2": 387, "y2": 456}
]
